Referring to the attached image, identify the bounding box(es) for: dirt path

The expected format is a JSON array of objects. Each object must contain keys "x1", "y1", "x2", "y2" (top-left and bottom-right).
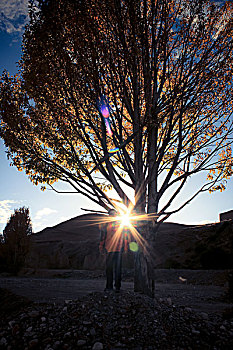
[{"x1": 0, "y1": 277, "x2": 232, "y2": 316}]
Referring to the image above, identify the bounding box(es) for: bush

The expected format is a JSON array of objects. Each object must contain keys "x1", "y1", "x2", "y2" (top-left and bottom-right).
[
  {"x1": 228, "y1": 270, "x2": 233, "y2": 302},
  {"x1": 0, "y1": 207, "x2": 32, "y2": 273},
  {"x1": 200, "y1": 247, "x2": 232, "y2": 269}
]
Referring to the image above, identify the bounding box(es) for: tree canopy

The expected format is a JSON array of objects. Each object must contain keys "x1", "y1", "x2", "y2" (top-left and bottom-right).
[{"x1": 0, "y1": 0, "x2": 233, "y2": 221}]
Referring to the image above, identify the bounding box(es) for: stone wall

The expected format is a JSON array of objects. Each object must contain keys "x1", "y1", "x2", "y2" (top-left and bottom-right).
[{"x1": 220, "y1": 210, "x2": 233, "y2": 222}]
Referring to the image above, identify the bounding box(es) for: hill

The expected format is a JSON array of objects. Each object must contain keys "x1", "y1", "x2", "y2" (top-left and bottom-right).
[{"x1": 26, "y1": 214, "x2": 233, "y2": 270}]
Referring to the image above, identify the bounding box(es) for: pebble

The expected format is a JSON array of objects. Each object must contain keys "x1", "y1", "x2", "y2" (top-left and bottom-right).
[
  {"x1": 184, "y1": 307, "x2": 192, "y2": 312},
  {"x1": 29, "y1": 339, "x2": 38, "y2": 348},
  {"x1": 28, "y1": 311, "x2": 39, "y2": 318},
  {"x1": 53, "y1": 341, "x2": 61, "y2": 348},
  {"x1": 64, "y1": 332, "x2": 71, "y2": 337},
  {"x1": 200, "y1": 312, "x2": 209, "y2": 320},
  {"x1": 92, "y1": 342, "x2": 104, "y2": 350},
  {"x1": 90, "y1": 328, "x2": 96, "y2": 336},
  {"x1": 114, "y1": 342, "x2": 125, "y2": 347},
  {"x1": 8, "y1": 321, "x2": 15, "y2": 328},
  {"x1": 0, "y1": 337, "x2": 7, "y2": 346},
  {"x1": 77, "y1": 339, "x2": 87, "y2": 346},
  {"x1": 43, "y1": 337, "x2": 52, "y2": 344}
]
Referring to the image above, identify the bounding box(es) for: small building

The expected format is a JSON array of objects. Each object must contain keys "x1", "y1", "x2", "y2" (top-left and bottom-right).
[{"x1": 219, "y1": 210, "x2": 233, "y2": 222}]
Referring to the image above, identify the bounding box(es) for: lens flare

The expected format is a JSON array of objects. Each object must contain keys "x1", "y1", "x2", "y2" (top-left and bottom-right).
[
  {"x1": 81, "y1": 201, "x2": 159, "y2": 263},
  {"x1": 109, "y1": 147, "x2": 119, "y2": 153},
  {"x1": 98, "y1": 97, "x2": 113, "y2": 137},
  {"x1": 105, "y1": 118, "x2": 113, "y2": 136},
  {"x1": 101, "y1": 105, "x2": 109, "y2": 118},
  {"x1": 129, "y1": 241, "x2": 139, "y2": 252}
]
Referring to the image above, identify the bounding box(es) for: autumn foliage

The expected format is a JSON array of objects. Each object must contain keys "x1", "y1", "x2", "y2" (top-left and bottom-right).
[{"x1": 0, "y1": 0, "x2": 232, "y2": 221}]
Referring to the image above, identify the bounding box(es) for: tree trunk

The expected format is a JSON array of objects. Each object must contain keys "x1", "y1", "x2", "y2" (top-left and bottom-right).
[
  {"x1": 134, "y1": 250, "x2": 154, "y2": 297},
  {"x1": 133, "y1": 123, "x2": 158, "y2": 297},
  {"x1": 133, "y1": 223, "x2": 154, "y2": 297},
  {"x1": 147, "y1": 125, "x2": 159, "y2": 215}
]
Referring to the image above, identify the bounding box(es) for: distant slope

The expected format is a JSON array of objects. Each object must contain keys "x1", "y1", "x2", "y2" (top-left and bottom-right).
[
  {"x1": 34, "y1": 214, "x2": 106, "y2": 242},
  {"x1": 151, "y1": 221, "x2": 233, "y2": 269},
  {"x1": 27, "y1": 214, "x2": 232, "y2": 270}
]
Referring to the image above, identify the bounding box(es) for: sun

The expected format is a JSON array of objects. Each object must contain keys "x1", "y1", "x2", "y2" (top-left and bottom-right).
[{"x1": 119, "y1": 213, "x2": 131, "y2": 227}]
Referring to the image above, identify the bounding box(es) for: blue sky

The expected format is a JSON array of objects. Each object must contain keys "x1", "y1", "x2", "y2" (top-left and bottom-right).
[{"x1": 0, "y1": 0, "x2": 232, "y2": 234}]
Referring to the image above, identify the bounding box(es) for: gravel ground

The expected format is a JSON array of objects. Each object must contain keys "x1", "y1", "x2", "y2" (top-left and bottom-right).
[
  {"x1": 0, "y1": 288, "x2": 233, "y2": 350},
  {"x1": 0, "y1": 276, "x2": 231, "y2": 314},
  {"x1": 0, "y1": 270, "x2": 232, "y2": 349}
]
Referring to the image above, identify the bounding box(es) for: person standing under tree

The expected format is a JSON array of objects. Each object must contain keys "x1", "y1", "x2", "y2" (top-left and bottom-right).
[{"x1": 99, "y1": 209, "x2": 129, "y2": 292}]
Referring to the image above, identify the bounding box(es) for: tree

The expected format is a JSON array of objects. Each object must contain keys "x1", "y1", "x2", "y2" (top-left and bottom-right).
[
  {"x1": 0, "y1": 0, "x2": 232, "y2": 294},
  {"x1": 1, "y1": 207, "x2": 32, "y2": 273}
]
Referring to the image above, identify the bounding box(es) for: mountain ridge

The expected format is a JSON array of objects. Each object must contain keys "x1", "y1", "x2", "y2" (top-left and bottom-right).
[{"x1": 26, "y1": 214, "x2": 233, "y2": 270}]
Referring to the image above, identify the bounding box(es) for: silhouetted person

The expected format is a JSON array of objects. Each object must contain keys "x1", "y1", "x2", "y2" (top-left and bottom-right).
[{"x1": 99, "y1": 209, "x2": 129, "y2": 292}]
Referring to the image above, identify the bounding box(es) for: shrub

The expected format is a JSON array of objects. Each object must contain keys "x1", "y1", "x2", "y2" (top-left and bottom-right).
[
  {"x1": 200, "y1": 247, "x2": 232, "y2": 269},
  {"x1": 1, "y1": 207, "x2": 32, "y2": 273}
]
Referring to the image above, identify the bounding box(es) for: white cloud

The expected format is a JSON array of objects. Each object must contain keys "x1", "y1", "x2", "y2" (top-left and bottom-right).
[
  {"x1": 0, "y1": 0, "x2": 29, "y2": 34},
  {"x1": 195, "y1": 220, "x2": 213, "y2": 226},
  {"x1": 32, "y1": 221, "x2": 44, "y2": 230},
  {"x1": 0, "y1": 199, "x2": 19, "y2": 225},
  {"x1": 58, "y1": 216, "x2": 70, "y2": 222},
  {"x1": 34, "y1": 207, "x2": 57, "y2": 220}
]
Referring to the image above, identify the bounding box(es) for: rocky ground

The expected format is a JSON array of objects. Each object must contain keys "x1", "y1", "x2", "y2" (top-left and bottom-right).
[{"x1": 0, "y1": 285, "x2": 233, "y2": 350}]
